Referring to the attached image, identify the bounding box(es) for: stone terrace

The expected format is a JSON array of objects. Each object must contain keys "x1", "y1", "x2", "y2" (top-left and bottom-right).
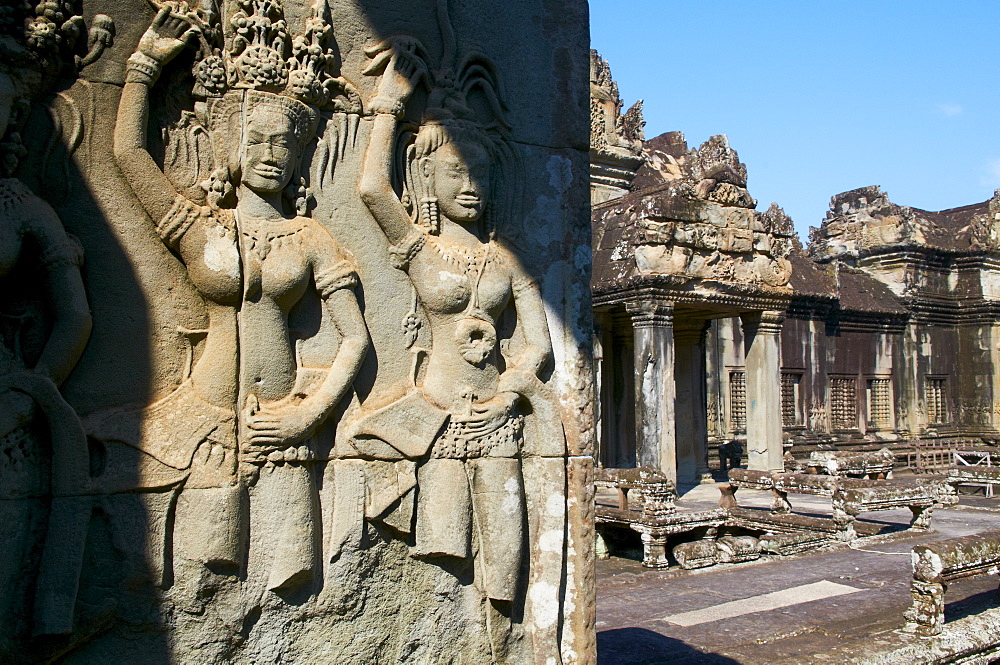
[{"x1": 596, "y1": 488, "x2": 1000, "y2": 664}]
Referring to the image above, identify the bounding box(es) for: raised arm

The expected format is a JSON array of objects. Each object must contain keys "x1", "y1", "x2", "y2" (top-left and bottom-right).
[
  {"x1": 359, "y1": 42, "x2": 428, "y2": 247},
  {"x1": 359, "y1": 113, "x2": 412, "y2": 246},
  {"x1": 113, "y1": 6, "x2": 200, "y2": 223}
]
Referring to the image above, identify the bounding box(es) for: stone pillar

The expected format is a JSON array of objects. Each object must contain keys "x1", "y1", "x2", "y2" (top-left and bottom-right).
[
  {"x1": 627, "y1": 300, "x2": 676, "y2": 482},
  {"x1": 704, "y1": 320, "x2": 723, "y2": 443},
  {"x1": 593, "y1": 315, "x2": 606, "y2": 466},
  {"x1": 742, "y1": 311, "x2": 785, "y2": 472},
  {"x1": 674, "y1": 319, "x2": 712, "y2": 485}
]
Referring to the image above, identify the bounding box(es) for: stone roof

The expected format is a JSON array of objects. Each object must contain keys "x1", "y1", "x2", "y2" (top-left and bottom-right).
[
  {"x1": 587, "y1": 55, "x2": 997, "y2": 322},
  {"x1": 786, "y1": 242, "x2": 908, "y2": 315},
  {"x1": 592, "y1": 131, "x2": 794, "y2": 302},
  {"x1": 809, "y1": 185, "x2": 998, "y2": 261},
  {"x1": 836, "y1": 266, "x2": 909, "y2": 314}
]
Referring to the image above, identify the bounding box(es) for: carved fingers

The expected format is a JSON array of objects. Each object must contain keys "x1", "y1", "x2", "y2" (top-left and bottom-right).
[
  {"x1": 243, "y1": 404, "x2": 320, "y2": 456},
  {"x1": 363, "y1": 37, "x2": 429, "y2": 104},
  {"x1": 187, "y1": 440, "x2": 235, "y2": 487},
  {"x1": 138, "y1": 3, "x2": 202, "y2": 64},
  {"x1": 451, "y1": 392, "x2": 517, "y2": 436},
  {"x1": 364, "y1": 36, "x2": 428, "y2": 74}
]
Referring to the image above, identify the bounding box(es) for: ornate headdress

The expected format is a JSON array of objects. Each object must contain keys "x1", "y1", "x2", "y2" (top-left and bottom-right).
[
  {"x1": 364, "y1": 0, "x2": 518, "y2": 236},
  {"x1": 187, "y1": 0, "x2": 359, "y2": 111},
  {"x1": 0, "y1": 1, "x2": 114, "y2": 176},
  {"x1": 165, "y1": 0, "x2": 360, "y2": 208},
  {"x1": 3, "y1": 0, "x2": 113, "y2": 70}
]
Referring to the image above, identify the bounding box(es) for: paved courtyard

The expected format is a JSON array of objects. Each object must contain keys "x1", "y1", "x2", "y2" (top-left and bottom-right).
[{"x1": 596, "y1": 484, "x2": 1000, "y2": 664}]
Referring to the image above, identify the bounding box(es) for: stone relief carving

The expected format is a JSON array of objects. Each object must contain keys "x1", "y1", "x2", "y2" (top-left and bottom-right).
[
  {"x1": 0, "y1": 0, "x2": 588, "y2": 660},
  {"x1": 805, "y1": 185, "x2": 993, "y2": 264},
  {"x1": 343, "y1": 1, "x2": 565, "y2": 656},
  {"x1": 0, "y1": 1, "x2": 111, "y2": 652},
  {"x1": 968, "y1": 189, "x2": 1000, "y2": 251},
  {"x1": 100, "y1": 0, "x2": 368, "y2": 624}
]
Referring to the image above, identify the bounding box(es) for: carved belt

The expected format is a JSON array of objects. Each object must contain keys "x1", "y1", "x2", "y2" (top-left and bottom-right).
[{"x1": 430, "y1": 414, "x2": 523, "y2": 460}]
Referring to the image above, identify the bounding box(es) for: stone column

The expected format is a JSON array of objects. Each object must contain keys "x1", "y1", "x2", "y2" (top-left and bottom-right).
[
  {"x1": 674, "y1": 319, "x2": 711, "y2": 485},
  {"x1": 742, "y1": 311, "x2": 785, "y2": 472},
  {"x1": 627, "y1": 300, "x2": 676, "y2": 482},
  {"x1": 704, "y1": 320, "x2": 723, "y2": 443},
  {"x1": 592, "y1": 315, "x2": 607, "y2": 466}
]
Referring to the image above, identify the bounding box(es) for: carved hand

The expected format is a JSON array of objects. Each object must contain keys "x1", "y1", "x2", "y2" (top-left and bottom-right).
[
  {"x1": 137, "y1": 4, "x2": 200, "y2": 64},
  {"x1": 186, "y1": 440, "x2": 236, "y2": 487},
  {"x1": 451, "y1": 391, "x2": 518, "y2": 436},
  {"x1": 243, "y1": 401, "x2": 322, "y2": 455},
  {"x1": 0, "y1": 389, "x2": 35, "y2": 440},
  {"x1": 364, "y1": 37, "x2": 428, "y2": 105}
]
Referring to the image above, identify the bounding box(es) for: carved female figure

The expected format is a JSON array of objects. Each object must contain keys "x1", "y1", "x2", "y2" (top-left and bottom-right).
[
  {"x1": 111, "y1": 3, "x2": 368, "y2": 598},
  {"x1": 354, "y1": 25, "x2": 557, "y2": 627},
  {"x1": 0, "y1": 26, "x2": 95, "y2": 643}
]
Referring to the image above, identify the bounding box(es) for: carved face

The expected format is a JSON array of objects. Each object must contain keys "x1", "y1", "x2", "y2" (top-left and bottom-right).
[
  {"x1": 241, "y1": 104, "x2": 297, "y2": 193},
  {"x1": 423, "y1": 140, "x2": 490, "y2": 224}
]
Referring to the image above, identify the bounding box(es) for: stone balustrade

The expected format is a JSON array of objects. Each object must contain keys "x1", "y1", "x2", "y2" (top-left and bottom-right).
[
  {"x1": 904, "y1": 530, "x2": 1000, "y2": 636},
  {"x1": 595, "y1": 466, "x2": 726, "y2": 569},
  {"x1": 721, "y1": 469, "x2": 956, "y2": 540},
  {"x1": 801, "y1": 448, "x2": 895, "y2": 479},
  {"x1": 946, "y1": 465, "x2": 1000, "y2": 498}
]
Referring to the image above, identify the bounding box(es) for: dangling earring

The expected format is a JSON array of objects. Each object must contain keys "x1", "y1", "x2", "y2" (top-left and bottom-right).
[
  {"x1": 202, "y1": 167, "x2": 233, "y2": 210},
  {"x1": 482, "y1": 200, "x2": 496, "y2": 240},
  {"x1": 295, "y1": 176, "x2": 312, "y2": 216},
  {"x1": 420, "y1": 196, "x2": 439, "y2": 235}
]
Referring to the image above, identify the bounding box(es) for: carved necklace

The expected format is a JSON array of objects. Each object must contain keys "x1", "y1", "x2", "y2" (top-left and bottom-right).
[
  {"x1": 236, "y1": 212, "x2": 309, "y2": 301},
  {"x1": 428, "y1": 236, "x2": 497, "y2": 275},
  {"x1": 239, "y1": 215, "x2": 308, "y2": 261}
]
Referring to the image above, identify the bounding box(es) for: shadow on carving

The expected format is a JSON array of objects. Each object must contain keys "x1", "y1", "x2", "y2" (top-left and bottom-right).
[
  {"x1": 2, "y1": 0, "x2": 590, "y2": 662},
  {"x1": 0, "y1": 2, "x2": 172, "y2": 662}
]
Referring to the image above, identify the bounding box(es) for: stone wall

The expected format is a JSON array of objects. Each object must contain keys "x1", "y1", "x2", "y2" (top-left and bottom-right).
[
  {"x1": 0, "y1": 0, "x2": 593, "y2": 662},
  {"x1": 705, "y1": 188, "x2": 1000, "y2": 451}
]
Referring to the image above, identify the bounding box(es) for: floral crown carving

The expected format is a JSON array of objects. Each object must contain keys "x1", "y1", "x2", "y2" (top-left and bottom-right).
[
  {"x1": 165, "y1": 0, "x2": 359, "y2": 113},
  {"x1": 1, "y1": 0, "x2": 114, "y2": 73}
]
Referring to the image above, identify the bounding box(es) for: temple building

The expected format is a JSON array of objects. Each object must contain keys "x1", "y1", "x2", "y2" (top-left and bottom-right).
[{"x1": 591, "y1": 51, "x2": 1000, "y2": 485}]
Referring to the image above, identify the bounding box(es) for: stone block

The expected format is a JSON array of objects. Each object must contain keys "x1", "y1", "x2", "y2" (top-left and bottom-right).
[{"x1": 673, "y1": 539, "x2": 718, "y2": 570}]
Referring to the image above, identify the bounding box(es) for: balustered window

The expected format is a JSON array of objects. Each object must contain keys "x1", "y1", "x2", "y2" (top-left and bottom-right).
[
  {"x1": 866, "y1": 378, "x2": 892, "y2": 429},
  {"x1": 926, "y1": 377, "x2": 948, "y2": 424},
  {"x1": 781, "y1": 372, "x2": 801, "y2": 427},
  {"x1": 729, "y1": 370, "x2": 746, "y2": 433},
  {"x1": 830, "y1": 376, "x2": 858, "y2": 429}
]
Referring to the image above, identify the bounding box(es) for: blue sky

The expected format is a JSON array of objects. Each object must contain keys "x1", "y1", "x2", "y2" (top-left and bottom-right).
[{"x1": 590, "y1": 1, "x2": 1000, "y2": 240}]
